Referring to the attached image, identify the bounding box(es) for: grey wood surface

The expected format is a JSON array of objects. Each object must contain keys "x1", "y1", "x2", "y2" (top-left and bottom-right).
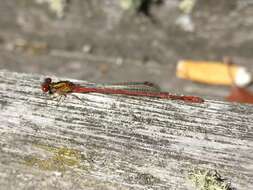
[{"x1": 0, "y1": 69, "x2": 252, "y2": 190}]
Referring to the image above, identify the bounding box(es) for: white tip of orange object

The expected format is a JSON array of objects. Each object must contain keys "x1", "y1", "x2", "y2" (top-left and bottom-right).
[
  {"x1": 235, "y1": 67, "x2": 252, "y2": 87},
  {"x1": 176, "y1": 60, "x2": 252, "y2": 86}
]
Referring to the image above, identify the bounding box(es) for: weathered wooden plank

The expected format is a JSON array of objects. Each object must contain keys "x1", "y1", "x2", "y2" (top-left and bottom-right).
[{"x1": 0, "y1": 69, "x2": 253, "y2": 190}]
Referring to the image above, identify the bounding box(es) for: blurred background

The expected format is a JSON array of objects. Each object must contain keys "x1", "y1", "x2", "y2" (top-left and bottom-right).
[{"x1": 0, "y1": 0, "x2": 252, "y2": 100}]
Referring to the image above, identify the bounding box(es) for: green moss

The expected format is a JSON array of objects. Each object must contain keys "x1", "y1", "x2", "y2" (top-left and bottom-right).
[
  {"x1": 24, "y1": 144, "x2": 83, "y2": 172},
  {"x1": 188, "y1": 169, "x2": 233, "y2": 190},
  {"x1": 24, "y1": 156, "x2": 56, "y2": 171},
  {"x1": 179, "y1": 0, "x2": 196, "y2": 14},
  {"x1": 36, "y1": 0, "x2": 68, "y2": 18},
  {"x1": 120, "y1": 0, "x2": 143, "y2": 10}
]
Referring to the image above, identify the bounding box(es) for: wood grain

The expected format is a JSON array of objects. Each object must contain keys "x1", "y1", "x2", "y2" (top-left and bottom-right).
[{"x1": 0, "y1": 70, "x2": 252, "y2": 190}]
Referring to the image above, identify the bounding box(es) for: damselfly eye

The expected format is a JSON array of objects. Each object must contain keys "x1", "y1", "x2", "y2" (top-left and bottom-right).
[
  {"x1": 44, "y1": 78, "x2": 52, "y2": 83},
  {"x1": 41, "y1": 78, "x2": 52, "y2": 92}
]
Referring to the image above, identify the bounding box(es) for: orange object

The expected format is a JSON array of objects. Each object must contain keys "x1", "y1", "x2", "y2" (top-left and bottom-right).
[
  {"x1": 226, "y1": 86, "x2": 253, "y2": 104},
  {"x1": 177, "y1": 60, "x2": 251, "y2": 86}
]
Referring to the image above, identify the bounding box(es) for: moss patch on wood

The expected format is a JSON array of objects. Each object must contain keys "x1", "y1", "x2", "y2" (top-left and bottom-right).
[
  {"x1": 24, "y1": 144, "x2": 92, "y2": 172},
  {"x1": 188, "y1": 169, "x2": 233, "y2": 190}
]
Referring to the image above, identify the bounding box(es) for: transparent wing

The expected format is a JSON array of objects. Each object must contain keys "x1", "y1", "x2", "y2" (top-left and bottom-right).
[{"x1": 84, "y1": 81, "x2": 161, "y2": 92}]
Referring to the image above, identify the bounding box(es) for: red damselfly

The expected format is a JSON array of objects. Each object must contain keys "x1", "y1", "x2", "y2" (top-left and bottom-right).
[{"x1": 41, "y1": 78, "x2": 204, "y2": 103}]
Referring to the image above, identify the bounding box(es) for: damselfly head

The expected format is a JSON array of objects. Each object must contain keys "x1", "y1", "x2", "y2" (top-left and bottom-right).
[{"x1": 41, "y1": 78, "x2": 52, "y2": 92}]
